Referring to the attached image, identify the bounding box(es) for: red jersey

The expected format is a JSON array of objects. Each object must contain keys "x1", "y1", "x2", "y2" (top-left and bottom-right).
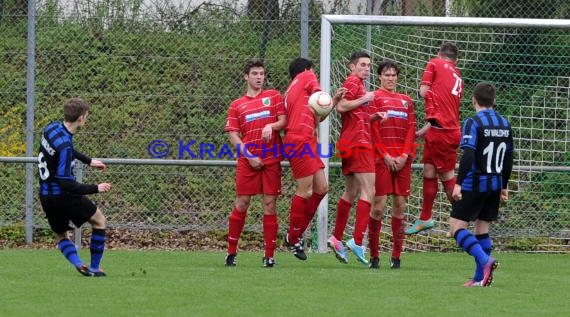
[
  {"x1": 225, "y1": 89, "x2": 286, "y2": 163},
  {"x1": 369, "y1": 89, "x2": 417, "y2": 158},
  {"x1": 420, "y1": 57, "x2": 463, "y2": 130},
  {"x1": 338, "y1": 74, "x2": 372, "y2": 148},
  {"x1": 284, "y1": 70, "x2": 321, "y2": 136}
]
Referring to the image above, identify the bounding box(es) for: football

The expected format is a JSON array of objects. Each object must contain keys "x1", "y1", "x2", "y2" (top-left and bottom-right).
[{"x1": 308, "y1": 91, "x2": 334, "y2": 116}]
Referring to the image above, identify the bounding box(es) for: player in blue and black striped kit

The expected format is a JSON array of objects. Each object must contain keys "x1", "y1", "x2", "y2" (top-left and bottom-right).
[
  {"x1": 449, "y1": 82, "x2": 514, "y2": 287},
  {"x1": 38, "y1": 98, "x2": 112, "y2": 277}
]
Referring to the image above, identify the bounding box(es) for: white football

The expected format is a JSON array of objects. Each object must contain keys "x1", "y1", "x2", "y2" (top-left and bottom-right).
[{"x1": 308, "y1": 91, "x2": 333, "y2": 116}]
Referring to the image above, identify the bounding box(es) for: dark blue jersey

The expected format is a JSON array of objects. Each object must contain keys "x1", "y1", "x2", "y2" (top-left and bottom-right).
[
  {"x1": 38, "y1": 122, "x2": 97, "y2": 196},
  {"x1": 458, "y1": 109, "x2": 514, "y2": 192}
]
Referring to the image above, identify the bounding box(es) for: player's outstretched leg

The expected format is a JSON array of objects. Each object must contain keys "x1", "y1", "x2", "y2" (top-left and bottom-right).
[{"x1": 58, "y1": 238, "x2": 92, "y2": 276}]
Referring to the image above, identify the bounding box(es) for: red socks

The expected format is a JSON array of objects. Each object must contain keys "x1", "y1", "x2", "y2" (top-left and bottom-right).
[
  {"x1": 391, "y1": 217, "x2": 404, "y2": 259},
  {"x1": 229, "y1": 207, "x2": 279, "y2": 258},
  {"x1": 420, "y1": 177, "x2": 438, "y2": 221},
  {"x1": 287, "y1": 195, "x2": 307, "y2": 244},
  {"x1": 442, "y1": 177, "x2": 456, "y2": 203},
  {"x1": 333, "y1": 198, "x2": 352, "y2": 240},
  {"x1": 227, "y1": 207, "x2": 247, "y2": 254},
  {"x1": 263, "y1": 214, "x2": 278, "y2": 258},
  {"x1": 333, "y1": 198, "x2": 371, "y2": 245},
  {"x1": 300, "y1": 192, "x2": 326, "y2": 234},
  {"x1": 420, "y1": 176, "x2": 456, "y2": 219},
  {"x1": 353, "y1": 199, "x2": 371, "y2": 245},
  {"x1": 368, "y1": 216, "x2": 405, "y2": 259},
  {"x1": 368, "y1": 216, "x2": 382, "y2": 258}
]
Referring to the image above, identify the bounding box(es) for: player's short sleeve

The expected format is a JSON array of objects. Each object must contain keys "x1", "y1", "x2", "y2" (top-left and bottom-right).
[
  {"x1": 420, "y1": 60, "x2": 436, "y2": 86},
  {"x1": 460, "y1": 118, "x2": 478, "y2": 150},
  {"x1": 272, "y1": 91, "x2": 286, "y2": 116},
  {"x1": 342, "y1": 76, "x2": 361, "y2": 101},
  {"x1": 304, "y1": 71, "x2": 321, "y2": 95},
  {"x1": 225, "y1": 102, "x2": 240, "y2": 133}
]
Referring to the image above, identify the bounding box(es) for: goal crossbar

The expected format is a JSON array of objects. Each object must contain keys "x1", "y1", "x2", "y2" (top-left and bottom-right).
[{"x1": 321, "y1": 15, "x2": 570, "y2": 28}]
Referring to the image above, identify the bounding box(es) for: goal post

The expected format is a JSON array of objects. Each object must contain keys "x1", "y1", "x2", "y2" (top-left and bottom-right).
[{"x1": 316, "y1": 15, "x2": 570, "y2": 253}]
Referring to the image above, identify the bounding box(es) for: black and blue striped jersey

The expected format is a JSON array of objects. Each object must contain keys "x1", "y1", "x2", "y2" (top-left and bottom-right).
[
  {"x1": 458, "y1": 109, "x2": 514, "y2": 192},
  {"x1": 38, "y1": 121, "x2": 97, "y2": 196}
]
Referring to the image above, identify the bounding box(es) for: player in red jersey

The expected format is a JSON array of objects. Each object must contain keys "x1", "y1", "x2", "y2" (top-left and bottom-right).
[
  {"x1": 224, "y1": 59, "x2": 286, "y2": 267},
  {"x1": 328, "y1": 51, "x2": 376, "y2": 265},
  {"x1": 367, "y1": 61, "x2": 416, "y2": 269},
  {"x1": 283, "y1": 57, "x2": 345, "y2": 261},
  {"x1": 406, "y1": 42, "x2": 464, "y2": 235}
]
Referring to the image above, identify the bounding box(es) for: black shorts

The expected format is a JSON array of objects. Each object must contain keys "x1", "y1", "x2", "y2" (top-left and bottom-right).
[
  {"x1": 40, "y1": 195, "x2": 97, "y2": 234},
  {"x1": 451, "y1": 190, "x2": 500, "y2": 222}
]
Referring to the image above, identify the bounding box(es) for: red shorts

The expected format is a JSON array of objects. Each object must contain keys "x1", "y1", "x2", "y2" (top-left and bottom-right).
[
  {"x1": 236, "y1": 158, "x2": 281, "y2": 196},
  {"x1": 283, "y1": 133, "x2": 325, "y2": 179},
  {"x1": 422, "y1": 128, "x2": 460, "y2": 172},
  {"x1": 375, "y1": 158, "x2": 412, "y2": 197},
  {"x1": 340, "y1": 146, "x2": 375, "y2": 176}
]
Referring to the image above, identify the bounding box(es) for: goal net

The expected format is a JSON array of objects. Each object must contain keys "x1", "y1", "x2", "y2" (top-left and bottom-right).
[{"x1": 315, "y1": 16, "x2": 570, "y2": 253}]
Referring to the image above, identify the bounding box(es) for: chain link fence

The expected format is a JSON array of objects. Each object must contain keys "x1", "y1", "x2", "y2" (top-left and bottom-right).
[{"x1": 1, "y1": 0, "x2": 569, "y2": 252}]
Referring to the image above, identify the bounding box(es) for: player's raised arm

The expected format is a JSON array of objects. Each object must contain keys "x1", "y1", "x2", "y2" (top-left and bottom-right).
[
  {"x1": 336, "y1": 91, "x2": 374, "y2": 113},
  {"x1": 332, "y1": 87, "x2": 348, "y2": 106}
]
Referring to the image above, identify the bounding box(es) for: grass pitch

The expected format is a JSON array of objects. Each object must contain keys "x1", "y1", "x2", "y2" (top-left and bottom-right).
[{"x1": 1, "y1": 249, "x2": 568, "y2": 317}]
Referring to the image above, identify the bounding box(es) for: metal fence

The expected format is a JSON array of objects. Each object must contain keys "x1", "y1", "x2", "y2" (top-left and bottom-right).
[{"x1": 1, "y1": 0, "x2": 569, "y2": 252}]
